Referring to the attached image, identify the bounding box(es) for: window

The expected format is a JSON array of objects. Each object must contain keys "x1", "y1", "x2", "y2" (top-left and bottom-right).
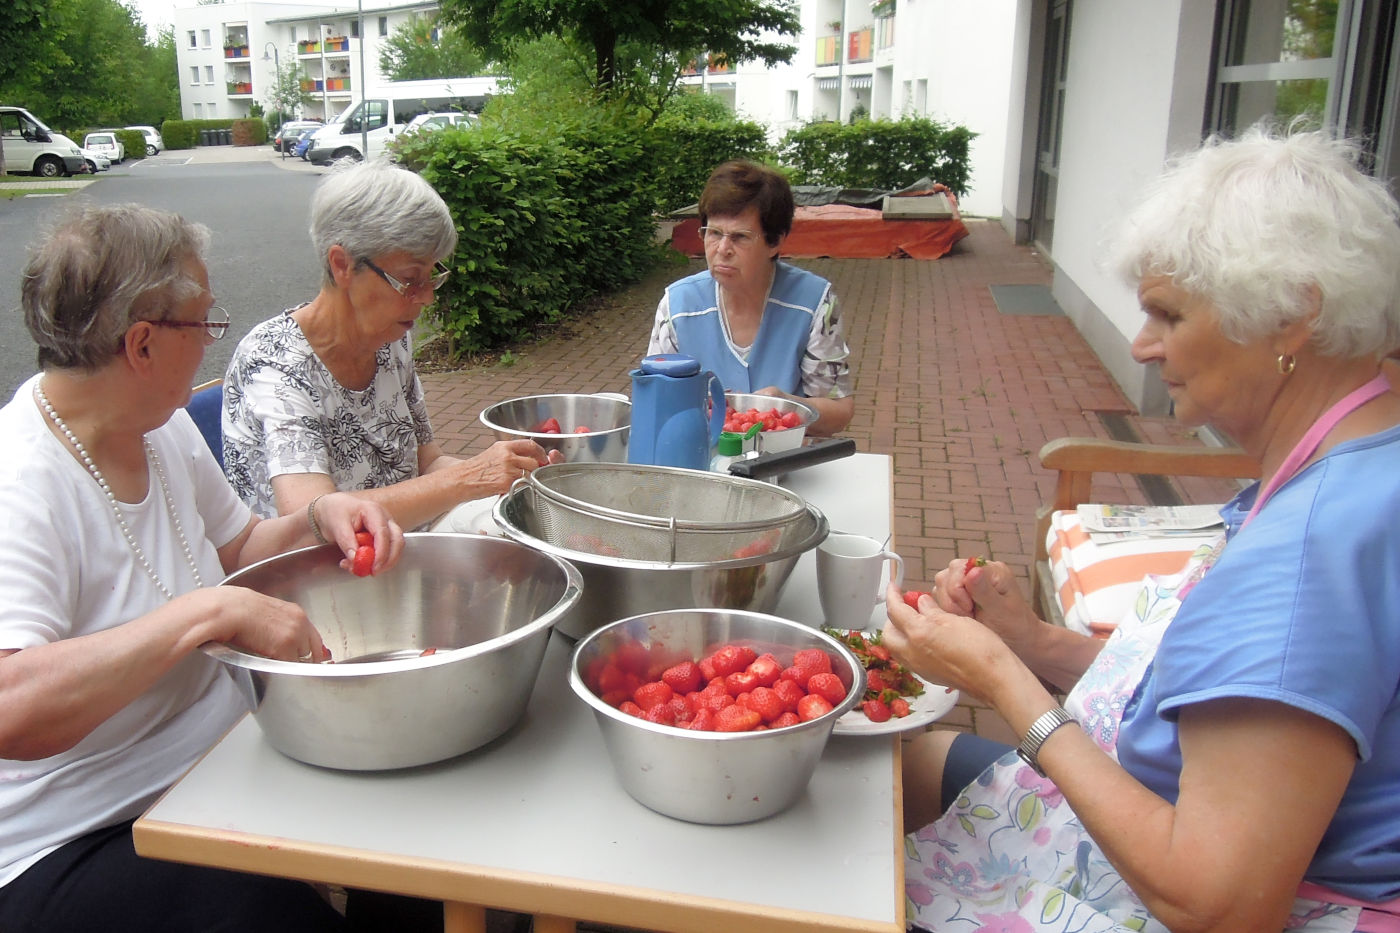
[
  {"x1": 187, "y1": 30, "x2": 197, "y2": 49},
  {"x1": 200, "y1": 29, "x2": 211, "y2": 47},
  {"x1": 378, "y1": 16, "x2": 388, "y2": 36},
  {"x1": 189, "y1": 65, "x2": 201, "y2": 84},
  {"x1": 208, "y1": 102, "x2": 217, "y2": 116},
  {"x1": 787, "y1": 90, "x2": 799, "y2": 120},
  {"x1": 204, "y1": 65, "x2": 215, "y2": 84},
  {"x1": 193, "y1": 102, "x2": 203, "y2": 117},
  {"x1": 350, "y1": 20, "x2": 359, "y2": 38}
]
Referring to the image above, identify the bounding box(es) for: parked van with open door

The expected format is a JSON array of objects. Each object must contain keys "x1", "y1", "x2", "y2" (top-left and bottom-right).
[
  {"x1": 305, "y1": 77, "x2": 497, "y2": 165},
  {"x1": 0, "y1": 106, "x2": 85, "y2": 177}
]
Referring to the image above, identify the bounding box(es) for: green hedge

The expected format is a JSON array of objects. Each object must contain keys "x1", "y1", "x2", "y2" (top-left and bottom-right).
[
  {"x1": 779, "y1": 117, "x2": 976, "y2": 198},
  {"x1": 160, "y1": 119, "x2": 236, "y2": 150},
  {"x1": 114, "y1": 129, "x2": 145, "y2": 160},
  {"x1": 231, "y1": 119, "x2": 267, "y2": 146},
  {"x1": 647, "y1": 117, "x2": 773, "y2": 214}
]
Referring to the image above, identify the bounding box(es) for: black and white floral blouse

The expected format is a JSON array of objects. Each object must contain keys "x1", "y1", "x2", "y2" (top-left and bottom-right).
[{"x1": 222, "y1": 309, "x2": 434, "y2": 519}]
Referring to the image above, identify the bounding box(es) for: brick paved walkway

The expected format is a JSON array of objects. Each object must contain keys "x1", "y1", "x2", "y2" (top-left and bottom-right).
[{"x1": 419, "y1": 219, "x2": 1231, "y2": 743}]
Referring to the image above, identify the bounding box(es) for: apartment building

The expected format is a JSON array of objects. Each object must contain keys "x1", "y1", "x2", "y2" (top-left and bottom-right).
[{"x1": 173, "y1": 0, "x2": 437, "y2": 123}]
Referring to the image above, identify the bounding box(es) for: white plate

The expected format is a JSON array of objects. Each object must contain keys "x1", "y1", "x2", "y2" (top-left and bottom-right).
[
  {"x1": 431, "y1": 496, "x2": 502, "y2": 535},
  {"x1": 830, "y1": 631, "x2": 960, "y2": 736}
]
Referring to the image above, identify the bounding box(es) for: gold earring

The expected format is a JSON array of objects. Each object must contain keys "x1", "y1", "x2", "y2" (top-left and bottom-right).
[{"x1": 1277, "y1": 353, "x2": 1296, "y2": 375}]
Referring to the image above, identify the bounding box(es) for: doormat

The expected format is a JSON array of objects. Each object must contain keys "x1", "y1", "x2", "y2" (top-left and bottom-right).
[{"x1": 989, "y1": 284, "x2": 1063, "y2": 316}]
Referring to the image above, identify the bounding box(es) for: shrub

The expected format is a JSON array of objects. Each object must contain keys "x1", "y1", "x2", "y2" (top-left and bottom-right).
[
  {"x1": 160, "y1": 119, "x2": 236, "y2": 149},
  {"x1": 400, "y1": 122, "x2": 662, "y2": 356},
  {"x1": 113, "y1": 129, "x2": 146, "y2": 159},
  {"x1": 779, "y1": 117, "x2": 976, "y2": 197},
  {"x1": 645, "y1": 117, "x2": 773, "y2": 215},
  {"x1": 232, "y1": 119, "x2": 267, "y2": 146}
]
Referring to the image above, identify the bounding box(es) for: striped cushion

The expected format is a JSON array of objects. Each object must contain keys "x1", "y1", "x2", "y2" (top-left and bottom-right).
[{"x1": 1046, "y1": 510, "x2": 1222, "y2": 637}]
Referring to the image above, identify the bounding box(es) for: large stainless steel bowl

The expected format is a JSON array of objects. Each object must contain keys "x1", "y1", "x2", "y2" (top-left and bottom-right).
[
  {"x1": 204, "y1": 533, "x2": 583, "y2": 771},
  {"x1": 492, "y1": 473, "x2": 828, "y2": 639},
  {"x1": 570, "y1": 609, "x2": 863, "y2": 824},
  {"x1": 480, "y1": 393, "x2": 630, "y2": 462},
  {"x1": 725, "y1": 392, "x2": 817, "y2": 454}
]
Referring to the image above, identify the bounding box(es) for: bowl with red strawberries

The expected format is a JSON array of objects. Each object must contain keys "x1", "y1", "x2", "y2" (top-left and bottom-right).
[
  {"x1": 723, "y1": 392, "x2": 817, "y2": 455},
  {"x1": 480, "y1": 393, "x2": 631, "y2": 463},
  {"x1": 570, "y1": 608, "x2": 864, "y2": 824}
]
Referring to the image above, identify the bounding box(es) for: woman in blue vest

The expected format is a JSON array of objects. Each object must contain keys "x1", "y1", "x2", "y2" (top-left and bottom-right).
[{"x1": 648, "y1": 160, "x2": 854, "y2": 435}]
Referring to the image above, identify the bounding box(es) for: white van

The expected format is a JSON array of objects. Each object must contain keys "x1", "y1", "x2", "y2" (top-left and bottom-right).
[
  {"x1": 305, "y1": 77, "x2": 497, "y2": 165},
  {"x1": 0, "y1": 106, "x2": 85, "y2": 177}
]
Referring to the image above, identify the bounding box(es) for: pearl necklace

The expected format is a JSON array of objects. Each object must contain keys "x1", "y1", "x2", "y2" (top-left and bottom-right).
[{"x1": 34, "y1": 380, "x2": 203, "y2": 600}]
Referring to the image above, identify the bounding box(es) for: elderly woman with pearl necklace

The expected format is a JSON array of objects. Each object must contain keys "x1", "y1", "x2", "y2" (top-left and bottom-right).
[{"x1": 0, "y1": 203, "x2": 403, "y2": 932}]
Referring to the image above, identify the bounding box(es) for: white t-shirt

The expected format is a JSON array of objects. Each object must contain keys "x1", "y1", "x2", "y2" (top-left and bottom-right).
[{"x1": 0, "y1": 375, "x2": 252, "y2": 888}]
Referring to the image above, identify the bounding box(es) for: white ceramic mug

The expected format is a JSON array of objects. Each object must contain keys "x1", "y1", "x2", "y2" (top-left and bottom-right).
[{"x1": 817, "y1": 532, "x2": 905, "y2": 630}]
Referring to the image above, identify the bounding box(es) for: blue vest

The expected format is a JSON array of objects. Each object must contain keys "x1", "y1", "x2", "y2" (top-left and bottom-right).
[{"x1": 665, "y1": 263, "x2": 829, "y2": 395}]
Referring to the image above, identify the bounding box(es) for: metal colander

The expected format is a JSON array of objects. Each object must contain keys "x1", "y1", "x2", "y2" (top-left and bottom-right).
[{"x1": 506, "y1": 462, "x2": 813, "y2": 564}]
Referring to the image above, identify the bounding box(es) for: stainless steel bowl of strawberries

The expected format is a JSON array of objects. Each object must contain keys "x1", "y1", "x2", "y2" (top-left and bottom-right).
[
  {"x1": 205, "y1": 533, "x2": 583, "y2": 771},
  {"x1": 569, "y1": 609, "x2": 863, "y2": 824},
  {"x1": 480, "y1": 393, "x2": 631, "y2": 463}
]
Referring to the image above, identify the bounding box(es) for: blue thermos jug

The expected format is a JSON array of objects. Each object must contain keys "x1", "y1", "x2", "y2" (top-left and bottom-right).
[{"x1": 627, "y1": 354, "x2": 726, "y2": 471}]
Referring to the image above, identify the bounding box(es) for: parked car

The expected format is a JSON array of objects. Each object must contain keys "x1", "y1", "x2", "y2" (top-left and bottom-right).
[
  {"x1": 125, "y1": 124, "x2": 164, "y2": 156},
  {"x1": 402, "y1": 111, "x2": 477, "y2": 135},
  {"x1": 273, "y1": 120, "x2": 321, "y2": 154},
  {"x1": 0, "y1": 105, "x2": 85, "y2": 177},
  {"x1": 83, "y1": 132, "x2": 124, "y2": 163},
  {"x1": 292, "y1": 127, "x2": 318, "y2": 160},
  {"x1": 79, "y1": 147, "x2": 111, "y2": 172}
]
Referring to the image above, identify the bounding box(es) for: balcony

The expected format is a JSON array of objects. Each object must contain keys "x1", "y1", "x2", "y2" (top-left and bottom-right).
[
  {"x1": 848, "y1": 27, "x2": 874, "y2": 64},
  {"x1": 816, "y1": 34, "x2": 840, "y2": 67},
  {"x1": 223, "y1": 43, "x2": 250, "y2": 59},
  {"x1": 226, "y1": 81, "x2": 253, "y2": 96}
]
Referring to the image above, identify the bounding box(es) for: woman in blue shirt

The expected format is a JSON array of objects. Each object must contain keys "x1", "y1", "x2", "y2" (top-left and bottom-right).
[{"x1": 648, "y1": 160, "x2": 855, "y2": 435}]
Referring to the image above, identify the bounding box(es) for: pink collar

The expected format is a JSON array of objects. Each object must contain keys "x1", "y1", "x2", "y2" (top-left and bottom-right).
[{"x1": 1242, "y1": 372, "x2": 1392, "y2": 530}]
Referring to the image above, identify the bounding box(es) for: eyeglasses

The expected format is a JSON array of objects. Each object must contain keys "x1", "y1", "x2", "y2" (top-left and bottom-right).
[
  {"x1": 148, "y1": 305, "x2": 230, "y2": 340},
  {"x1": 699, "y1": 226, "x2": 762, "y2": 248},
  {"x1": 362, "y1": 258, "x2": 451, "y2": 299}
]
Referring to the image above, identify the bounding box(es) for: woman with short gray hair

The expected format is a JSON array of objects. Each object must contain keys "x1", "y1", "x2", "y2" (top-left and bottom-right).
[
  {"x1": 0, "y1": 202, "x2": 403, "y2": 932},
  {"x1": 224, "y1": 160, "x2": 559, "y2": 529}
]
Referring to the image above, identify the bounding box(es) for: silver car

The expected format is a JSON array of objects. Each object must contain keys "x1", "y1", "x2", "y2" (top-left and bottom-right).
[{"x1": 78, "y1": 147, "x2": 111, "y2": 173}]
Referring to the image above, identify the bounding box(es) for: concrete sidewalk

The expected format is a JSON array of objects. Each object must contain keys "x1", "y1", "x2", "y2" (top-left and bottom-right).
[{"x1": 415, "y1": 219, "x2": 1232, "y2": 743}]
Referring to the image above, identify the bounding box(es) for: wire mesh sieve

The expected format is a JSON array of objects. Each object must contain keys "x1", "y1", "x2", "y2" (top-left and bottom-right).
[{"x1": 505, "y1": 463, "x2": 814, "y2": 563}]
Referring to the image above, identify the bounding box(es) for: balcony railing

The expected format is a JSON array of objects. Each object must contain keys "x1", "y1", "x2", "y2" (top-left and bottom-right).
[
  {"x1": 876, "y1": 14, "x2": 895, "y2": 50},
  {"x1": 816, "y1": 34, "x2": 840, "y2": 66},
  {"x1": 848, "y1": 27, "x2": 874, "y2": 63}
]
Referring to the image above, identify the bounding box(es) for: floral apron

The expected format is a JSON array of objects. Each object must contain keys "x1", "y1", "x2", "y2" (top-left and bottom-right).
[{"x1": 904, "y1": 541, "x2": 1390, "y2": 933}]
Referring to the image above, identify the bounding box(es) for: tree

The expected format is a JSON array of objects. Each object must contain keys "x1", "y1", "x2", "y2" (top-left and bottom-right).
[
  {"x1": 378, "y1": 14, "x2": 489, "y2": 80},
  {"x1": 265, "y1": 63, "x2": 315, "y2": 122},
  {"x1": 438, "y1": 0, "x2": 799, "y2": 95}
]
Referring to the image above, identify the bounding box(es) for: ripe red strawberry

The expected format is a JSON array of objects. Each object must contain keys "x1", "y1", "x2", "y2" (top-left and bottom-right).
[
  {"x1": 351, "y1": 545, "x2": 374, "y2": 577},
  {"x1": 715, "y1": 704, "x2": 762, "y2": 732},
  {"x1": 797, "y1": 694, "x2": 834, "y2": 722},
  {"x1": 792, "y1": 648, "x2": 833, "y2": 676},
  {"x1": 695, "y1": 688, "x2": 734, "y2": 712},
  {"x1": 661, "y1": 660, "x2": 702, "y2": 695},
  {"x1": 867, "y1": 669, "x2": 890, "y2": 694},
  {"x1": 867, "y1": 643, "x2": 892, "y2": 663},
  {"x1": 643, "y1": 702, "x2": 676, "y2": 725},
  {"x1": 744, "y1": 686, "x2": 786, "y2": 724},
  {"x1": 687, "y1": 708, "x2": 717, "y2": 731},
  {"x1": 698, "y1": 656, "x2": 718, "y2": 681},
  {"x1": 632, "y1": 680, "x2": 673, "y2": 712},
  {"x1": 772, "y1": 711, "x2": 801, "y2": 728},
  {"x1": 354, "y1": 531, "x2": 374, "y2": 549},
  {"x1": 902, "y1": 590, "x2": 930, "y2": 610},
  {"x1": 746, "y1": 653, "x2": 782, "y2": 687},
  {"x1": 709, "y1": 644, "x2": 757, "y2": 677},
  {"x1": 772, "y1": 678, "x2": 804, "y2": 712},
  {"x1": 890, "y1": 697, "x2": 912, "y2": 718},
  {"x1": 664, "y1": 696, "x2": 693, "y2": 724},
  {"x1": 862, "y1": 698, "x2": 892, "y2": 722},
  {"x1": 806, "y1": 672, "x2": 846, "y2": 705},
  {"x1": 779, "y1": 664, "x2": 811, "y2": 689},
  {"x1": 724, "y1": 670, "x2": 760, "y2": 697},
  {"x1": 618, "y1": 701, "x2": 643, "y2": 718},
  {"x1": 596, "y1": 663, "x2": 639, "y2": 697},
  {"x1": 600, "y1": 689, "x2": 632, "y2": 708}
]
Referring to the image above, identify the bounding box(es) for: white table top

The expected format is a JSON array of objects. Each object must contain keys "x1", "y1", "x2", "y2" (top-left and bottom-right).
[{"x1": 136, "y1": 453, "x2": 904, "y2": 933}]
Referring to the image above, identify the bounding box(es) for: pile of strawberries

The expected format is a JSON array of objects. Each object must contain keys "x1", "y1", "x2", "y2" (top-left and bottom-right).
[
  {"x1": 587, "y1": 641, "x2": 850, "y2": 733},
  {"x1": 529, "y1": 417, "x2": 590, "y2": 434},
  {"x1": 723, "y1": 406, "x2": 805, "y2": 435}
]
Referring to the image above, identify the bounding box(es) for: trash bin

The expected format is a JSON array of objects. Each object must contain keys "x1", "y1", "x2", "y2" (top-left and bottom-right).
[
  {"x1": 199, "y1": 129, "x2": 212, "y2": 145},
  {"x1": 219, "y1": 128, "x2": 232, "y2": 145}
]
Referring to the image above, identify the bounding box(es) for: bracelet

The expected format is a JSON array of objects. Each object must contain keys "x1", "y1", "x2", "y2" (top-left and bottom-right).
[
  {"x1": 307, "y1": 494, "x2": 329, "y2": 545},
  {"x1": 1015, "y1": 707, "x2": 1076, "y2": 777}
]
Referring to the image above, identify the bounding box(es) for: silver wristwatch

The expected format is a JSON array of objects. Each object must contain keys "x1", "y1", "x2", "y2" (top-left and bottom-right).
[{"x1": 1016, "y1": 707, "x2": 1076, "y2": 776}]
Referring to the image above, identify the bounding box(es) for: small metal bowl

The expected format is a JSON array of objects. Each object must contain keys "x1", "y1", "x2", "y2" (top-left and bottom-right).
[
  {"x1": 480, "y1": 393, "x2": 630, "y2": 462},
  {"x1": 570, "y1": 609, "x2": 863, "y2": 824},
  {"x1": 724, "y1": 392, "x2": 817, "y2": 454},
  {"x1": 204, "y1": 533, "x2": 583, "y2": 771}
]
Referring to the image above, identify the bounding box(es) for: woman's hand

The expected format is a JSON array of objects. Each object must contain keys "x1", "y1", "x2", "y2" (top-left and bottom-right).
[
  {"x1": 931, "y1": 558, "x2": 1041, "y2": 656},
  {"x1": 456, "y1": 439, "x2": 563, "y2": 496},
  {"x1": 883, "y1": 583, "x2": 1019, "y2": 702},
  {"x1": 313, "y1": 492, "x2": 404, "y2": 576},
  {"x1": 189, "y1": 585, "x2": 332, "y2": 662}
]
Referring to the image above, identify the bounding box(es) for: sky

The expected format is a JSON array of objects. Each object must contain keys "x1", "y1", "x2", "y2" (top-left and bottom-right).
[{"x1": 128, "y1": 0, "x2": 178, "y2": 41}]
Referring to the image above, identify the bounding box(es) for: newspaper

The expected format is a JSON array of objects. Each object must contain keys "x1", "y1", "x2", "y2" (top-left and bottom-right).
[{"x1": 1075, "y1": 504, "x2": 1224, "y2": 542}]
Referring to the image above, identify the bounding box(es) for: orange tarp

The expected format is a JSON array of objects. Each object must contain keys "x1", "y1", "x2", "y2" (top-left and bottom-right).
[{"x1": 670, "y1": 203, "x2": 969, "y2": 261}]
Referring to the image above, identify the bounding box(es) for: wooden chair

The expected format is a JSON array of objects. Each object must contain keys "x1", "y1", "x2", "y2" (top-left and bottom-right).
[
  {"x1": 1031, "y1": 437, "x2": 1260, "y2": 627},
  {"x1": 186, "y1": 378, "x2": 224, "y2": 470}
]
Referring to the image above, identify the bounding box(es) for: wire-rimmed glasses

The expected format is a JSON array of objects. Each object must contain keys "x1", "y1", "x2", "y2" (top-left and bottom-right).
[
  {"x1": 362, "y1": 258, "x2": 451, "y2": 299},
  {"x1": 148, "y1": 305, "x2": 231, "y2": 340}
]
